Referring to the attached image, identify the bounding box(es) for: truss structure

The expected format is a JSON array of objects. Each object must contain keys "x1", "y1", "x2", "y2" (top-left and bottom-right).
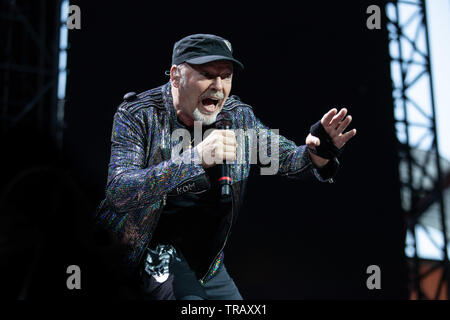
[
  {"x1": 0, "y1": 0, "x2": 68, "y2": 154},
  {"x1": 386, "y1": 0, "x2": 449, "y2": 299}
]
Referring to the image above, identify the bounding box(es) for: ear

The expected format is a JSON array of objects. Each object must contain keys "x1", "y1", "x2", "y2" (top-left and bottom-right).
[{"x1": 170, "y1": 65, "x2": 180, "y2": 88}]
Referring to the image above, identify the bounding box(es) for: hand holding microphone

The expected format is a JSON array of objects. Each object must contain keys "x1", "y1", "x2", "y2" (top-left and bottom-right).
[
  {"x1": 194, "y1": 112, "x2": 235, "y2": 200},
  {"x1": 194, "y1": 129, "x2": 236, "y2": 169}
]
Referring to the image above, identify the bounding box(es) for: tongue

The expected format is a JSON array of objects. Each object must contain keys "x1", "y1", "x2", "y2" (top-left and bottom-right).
[{"x1": 202, "y1": 98, "x2": 217, "y2": 112}]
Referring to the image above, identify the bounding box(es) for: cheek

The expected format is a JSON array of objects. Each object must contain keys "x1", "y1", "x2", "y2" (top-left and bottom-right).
[
  {"x1": 182, "y1": 82, "x2": 201, "y2": 104},
  {"x1": 188, "y1": 81, "x2": 204, "y2": 97},
  {"x1": 192, "y1": 90, "x2": 203, "y2": 106},
  {"x1": 224, "y1": 83, "x2": 232, "y2": 97},
  {"x1": 224, "y1": 79, "x2": 232, "y2": 91}
]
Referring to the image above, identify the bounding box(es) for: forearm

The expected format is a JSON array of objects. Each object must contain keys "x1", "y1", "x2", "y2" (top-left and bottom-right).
[
  {"x1": 105, "y1": 105, "x2": 206, "y2": 213},
  {"x1": 308, "y1": 150, "x2": 329, "y2": 168},
  {"x1": 278, "y1": 144, "x2": 338, "y2": 182},
  {"x1": 106, "y1": 148, "x2": 205, "y2": 213}
]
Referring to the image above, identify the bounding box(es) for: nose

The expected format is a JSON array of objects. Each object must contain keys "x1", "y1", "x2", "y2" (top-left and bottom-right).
[{"x1": 211, "y1": 76, "x2": 223, "y2": 91}]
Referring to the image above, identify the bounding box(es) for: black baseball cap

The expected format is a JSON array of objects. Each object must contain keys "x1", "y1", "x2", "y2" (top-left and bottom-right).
[{"x1": 171, "y1": 34, "x2": 244, "y2": 70}]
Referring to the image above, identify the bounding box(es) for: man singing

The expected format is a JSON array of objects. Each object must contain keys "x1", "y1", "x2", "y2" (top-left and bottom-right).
[{"x1": 95, "y1": 34, "x2": 357, "y2": 300}]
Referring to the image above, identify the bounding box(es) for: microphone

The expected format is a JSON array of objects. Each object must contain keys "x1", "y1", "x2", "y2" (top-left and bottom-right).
[{"x1": 214, "y1": 111, "x2": 233, "y2": 202}]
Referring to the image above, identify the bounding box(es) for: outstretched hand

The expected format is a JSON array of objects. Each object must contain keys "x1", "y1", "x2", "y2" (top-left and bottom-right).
[{"x1": 306, "y1": 108, "x2": 357, "y2": 166}]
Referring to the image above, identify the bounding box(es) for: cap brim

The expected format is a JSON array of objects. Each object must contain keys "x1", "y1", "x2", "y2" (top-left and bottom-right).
[{"x1": 185, "y1": 55, "x2": 244, "y2": 70}]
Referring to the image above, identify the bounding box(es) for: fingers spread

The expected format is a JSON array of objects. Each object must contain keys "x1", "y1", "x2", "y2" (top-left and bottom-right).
[
  {"x1": 335, "y1": 115, "x2": 352, "y2": 134},
  {"x1": 339, "y1": 128, "x2": 357, "y2": 145},
  {"x1": 329, "y1": 108, "x2": 347, "y2": 128},
  {"x1": 321, "y1": 108, "x2": 338, "y2": 126}
]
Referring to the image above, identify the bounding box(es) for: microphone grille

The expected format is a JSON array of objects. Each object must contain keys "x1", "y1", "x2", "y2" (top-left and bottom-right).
[{"x1": 215, "y1": 111, "x2": 232, "y2": 128}]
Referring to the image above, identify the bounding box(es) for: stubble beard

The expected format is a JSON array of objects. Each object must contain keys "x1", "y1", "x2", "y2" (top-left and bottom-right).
[{"x1": 192, "y1": 107, "x2": 221, "y2": 125}]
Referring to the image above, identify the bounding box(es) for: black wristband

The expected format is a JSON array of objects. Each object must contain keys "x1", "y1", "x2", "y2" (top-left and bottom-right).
[
  {"x1": 315, "y1": 157, "x2": 340, "y2": 180},
  {"x1": 309, "y1": 120, "x2": 341, "y2": 159}
]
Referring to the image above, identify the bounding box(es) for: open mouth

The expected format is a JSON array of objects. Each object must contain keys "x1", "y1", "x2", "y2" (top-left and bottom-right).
[{"x1": 201, "y1": 98, "x2": 220, "y2": 113}]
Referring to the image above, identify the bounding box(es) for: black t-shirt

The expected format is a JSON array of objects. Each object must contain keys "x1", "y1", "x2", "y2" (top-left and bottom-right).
[{"x1": 150, "y1": 120, "x2": 231, "y2": 278}]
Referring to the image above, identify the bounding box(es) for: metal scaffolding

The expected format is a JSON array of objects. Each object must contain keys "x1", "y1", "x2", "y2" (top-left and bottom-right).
[
  {"x1": 0, "y1": 0, "x2": 67, "y2": 155},
  {"x1": 386, "y1": 0, "x2": 449, "y2": 299},
  {"x1": 0, "y1": 0, "x2": 69, "y2": 299}
]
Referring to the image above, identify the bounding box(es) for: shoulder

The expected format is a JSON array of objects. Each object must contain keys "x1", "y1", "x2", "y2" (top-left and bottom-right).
[
  {"x1": 223, "y1": 95, "x2": 260, "y2": 129},
  {"x1": 117, "y1": 85, "x2": 166, "y2": 115},
  {"x1": 223, "y1": 95, "x2": 253, "y2": 112}
]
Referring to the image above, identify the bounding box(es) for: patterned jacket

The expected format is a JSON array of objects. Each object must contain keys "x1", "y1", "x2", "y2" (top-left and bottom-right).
[{"x1": 95, "y1": 81, "x2": 339, "y2": 283}]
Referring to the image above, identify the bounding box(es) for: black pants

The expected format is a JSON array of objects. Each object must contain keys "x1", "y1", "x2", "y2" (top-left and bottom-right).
[{"x1": 140, "y1": 254, "x2": 243, "y2": 300}]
